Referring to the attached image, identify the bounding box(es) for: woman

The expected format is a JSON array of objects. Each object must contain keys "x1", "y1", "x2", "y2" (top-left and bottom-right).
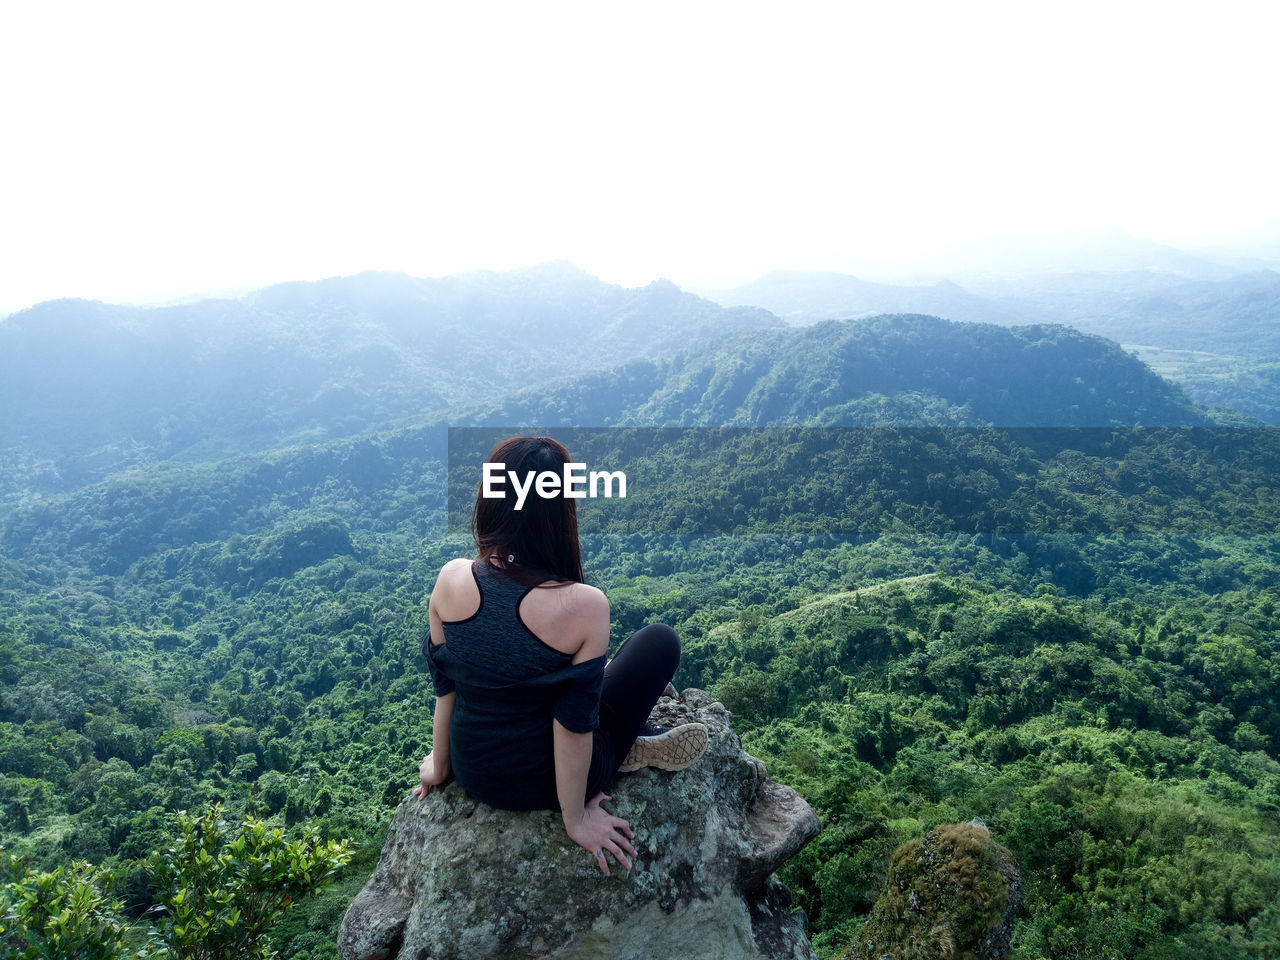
[{"x1": 413, "y1": 436, "x2": 708, "y2": 876}]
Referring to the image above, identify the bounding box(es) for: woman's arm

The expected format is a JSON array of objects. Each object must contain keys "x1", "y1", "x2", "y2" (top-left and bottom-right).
[
  {"x1": 416, "y1": 562, "x2": 464, "y2": 799},
  {"x1": 414, "y1": 690, "x2": 455, "y2": 799},
  {"x1": 554, "y1": 721, "x2": 635, "y2": 876},
  {"x1": 553, "y1": 720, "x2": 593, "y2": 820},
  {"x1": 553, "y1": 585, "x2": 636, "y2": 875}
]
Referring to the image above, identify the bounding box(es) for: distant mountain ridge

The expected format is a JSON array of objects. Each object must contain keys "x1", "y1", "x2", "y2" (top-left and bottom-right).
[
  {"x1": 0, "y1": 315, "x2": 1228, "y2": 577},
  {"x1": 714, "y1": 267, "x2": 1280, "y2": 358},
  {"x1": 0, "y1": 263, "x2": 1224, "y2": 500},
  {"x1": 710, "y1": 260, "x2": 1280, "y2": 422},
  {"x1": 714, "y1": 270, "x2": 1033, "y2": 326},
  {"x1": 467, "y1": 314, "x2": 1208, "y2": 429},
  {"x1": 1024, "y1": 270, "x2": 1280, "y2": 357},
  {"x1": 0, "y1": 263, "x2": 778, "y2": 490}
]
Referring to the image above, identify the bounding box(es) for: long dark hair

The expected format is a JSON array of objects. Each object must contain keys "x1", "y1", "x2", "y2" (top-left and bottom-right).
[{"x1": 472, "y1": 436, "x2": 585, "y2": 585}]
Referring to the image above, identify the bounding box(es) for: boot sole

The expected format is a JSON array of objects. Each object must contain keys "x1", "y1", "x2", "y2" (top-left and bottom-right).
[{"x1": 619, "y1": 723, "x2": 709, "y2": 773}]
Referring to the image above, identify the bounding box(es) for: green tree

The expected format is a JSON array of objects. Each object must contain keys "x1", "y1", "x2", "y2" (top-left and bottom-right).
[
  {"x1": 143, "y1": 805, "x2": 353, "y2": 960},
  {"x1": 0, "y1": 850, "x2": 130, "y2": 960}
]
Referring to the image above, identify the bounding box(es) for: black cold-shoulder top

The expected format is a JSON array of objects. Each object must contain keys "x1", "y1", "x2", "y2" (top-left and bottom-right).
[{"x1": 423, "y1": 559, "x2": 611, "y2": 811}]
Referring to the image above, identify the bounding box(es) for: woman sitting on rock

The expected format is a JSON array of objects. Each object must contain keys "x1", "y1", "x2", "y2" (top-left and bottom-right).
[{"x1": 413, "y1": 435, "x2": 708, "y2": 876}]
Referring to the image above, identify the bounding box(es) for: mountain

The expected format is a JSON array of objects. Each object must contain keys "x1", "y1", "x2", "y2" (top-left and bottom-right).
[
  {"x1": 6, "y1": 259, "x2": 1224, "y2": 501},
  {"x1": 2, "y1": 279, "x2": 1278, "y2": 959},
  {"x1": 1011, "y1": 270, "x2": 1280, "y2": 357},
  {"x1": 0, "y1": 313, "x2": 1218, "y2": 575},
  {"x1": 712, "y1": 271, "x2": 1031, "y2": 326},
  {"x1": 0, "y1": 264, "x2": 779, "y2": 492},
  {"x1": 471, "y1": 315, "x2": 1209, "y2": 429},
  {"x1": 708, "y1": 264, "x2": 1280, "y2": 423},
  {"x1": 711, "y1": 265, "x2": 1280, "y2": 360},
  {"x1": 972, "y1": 270, "x2": 1280, "y2": 422}
]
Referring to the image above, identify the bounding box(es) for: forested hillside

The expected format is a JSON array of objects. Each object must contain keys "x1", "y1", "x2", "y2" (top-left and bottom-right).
[
  {"x1": 712, "y1": 265, "x2": 1280, "y2": 424},
  {"x1": 0, "y1": 264, "x2": 776, "y2": 493},
  {"x1": 1, "y1": 275, "x2": 1278, "y2": 959},
  {"x1": 471, "y1": 316, "x2": 1209, "y2": 428}
]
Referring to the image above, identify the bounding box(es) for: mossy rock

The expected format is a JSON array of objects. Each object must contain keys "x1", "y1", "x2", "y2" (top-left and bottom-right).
[{"x1": 845, "y1": 819, "x2": 1021, "y2": 960}]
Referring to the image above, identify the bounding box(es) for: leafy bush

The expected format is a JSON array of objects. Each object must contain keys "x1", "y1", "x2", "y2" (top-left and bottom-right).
[
  {"x1": 0, "y1": 851, "x2": 130, "y2": 960},
  {"x1": 144, "y1": 806, "x2": 353, "y2": 960}
]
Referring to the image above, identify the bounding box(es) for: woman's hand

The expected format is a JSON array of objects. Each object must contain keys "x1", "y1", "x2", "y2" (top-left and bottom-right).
[
  {"x1": 413, "y1": 749, "x2": 449, "y2": 799},
  {"x1": 564, "y1": 793, "x2": 636, "y2": 876}
]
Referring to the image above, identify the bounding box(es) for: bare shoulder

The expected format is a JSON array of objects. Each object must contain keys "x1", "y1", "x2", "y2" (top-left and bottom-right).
[
  {"x1": 526, "y1": 579, "x2": 608, "y2": 616},
  {"x1": 429, "y1": 558, "x2": 479, "y2": 624},
  {"x1": 562, "y1": 583, "x2": 610, "y2": 661},
  {"x1": 434, "y1": 557, "x2": 475, "y2": 588},
  {"x1": 566, "y1": 581, "x2": 609, "y2": 616},
  {"x1": 440, "y1": 556, "x2": 473, "y2": 577},
  {"x1": 520, "y1": 580, "x2": 610, "y2": 660},
  {"x1": 440, "y1": 556, "x2": 474, "y2": 577}
]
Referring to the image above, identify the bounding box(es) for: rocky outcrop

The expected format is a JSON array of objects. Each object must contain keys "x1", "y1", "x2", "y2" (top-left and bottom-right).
[
  {"x1": 338, "y1": 688, "x2": 820, "y2": 960},
  {"x1": 844, "y1": 819, "x2": 1021, "y2": 960}
]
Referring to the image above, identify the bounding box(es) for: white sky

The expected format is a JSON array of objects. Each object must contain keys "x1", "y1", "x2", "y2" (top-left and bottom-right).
[{"x1": 2, "y1": 0, "x2": 1278, "y2": 314}]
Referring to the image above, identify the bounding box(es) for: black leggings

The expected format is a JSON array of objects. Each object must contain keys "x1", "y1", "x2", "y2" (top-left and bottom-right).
[{"x1": 589, "y1": 623, "x2": 680, "y2": 792}]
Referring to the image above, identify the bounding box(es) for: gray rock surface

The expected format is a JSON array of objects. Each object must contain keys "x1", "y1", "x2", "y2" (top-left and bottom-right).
[{"x1": 338, "y1": 688, "x2": 821, "y2": 960}]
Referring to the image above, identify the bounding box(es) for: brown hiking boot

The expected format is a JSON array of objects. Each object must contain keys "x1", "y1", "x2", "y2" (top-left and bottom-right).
[{"x1": 618, "y1": 722, "x2": 709, "y2": 773}]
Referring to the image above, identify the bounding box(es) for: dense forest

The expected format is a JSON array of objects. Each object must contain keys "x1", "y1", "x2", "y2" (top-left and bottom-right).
[{"x1": 1, "y1": 270, "x2": 1278, "y2": 959}]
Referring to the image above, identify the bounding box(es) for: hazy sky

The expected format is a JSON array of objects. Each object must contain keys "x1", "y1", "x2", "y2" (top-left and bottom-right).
[{"x1": 2, "y1": 1, "x2": 1277, "y2": 313}]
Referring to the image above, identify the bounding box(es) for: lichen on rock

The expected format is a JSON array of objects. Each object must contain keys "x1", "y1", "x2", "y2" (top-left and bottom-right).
[
  {"x1": 843, "y1": 819, "x2": 1022, "y2": 960},
  {"x1": 338, "y1": 688, "x2": 821, "y2": 960}
]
